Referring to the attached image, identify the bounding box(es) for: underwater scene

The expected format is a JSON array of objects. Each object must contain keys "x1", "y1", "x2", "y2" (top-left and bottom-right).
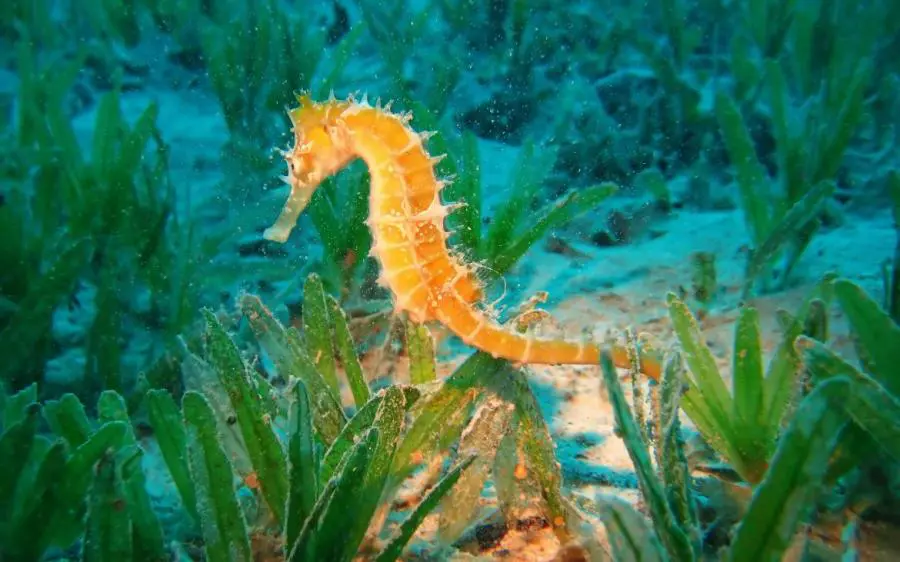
[{"x1": 1, "y1": 0, "x2": 900, "y2": 560}]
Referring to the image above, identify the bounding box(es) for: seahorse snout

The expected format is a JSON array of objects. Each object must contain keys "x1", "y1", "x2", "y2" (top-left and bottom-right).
[{"x1": 262, "y1": 153, "x2": 323, "y2": 243}]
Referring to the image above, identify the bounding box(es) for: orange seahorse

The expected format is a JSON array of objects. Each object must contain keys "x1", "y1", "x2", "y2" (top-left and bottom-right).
[{"x1": 263, "y1": 93, "x2": 662, "y2": 381}]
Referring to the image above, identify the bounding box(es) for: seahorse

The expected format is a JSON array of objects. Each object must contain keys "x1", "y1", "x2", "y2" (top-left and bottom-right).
[{"x1": 263, "y1": 93, "x2": 662, "y2": 381}]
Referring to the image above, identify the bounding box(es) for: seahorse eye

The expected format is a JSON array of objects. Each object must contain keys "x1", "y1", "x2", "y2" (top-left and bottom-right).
[{"x1": 287, "y1": 152, "x2": 318, "y2": 184}]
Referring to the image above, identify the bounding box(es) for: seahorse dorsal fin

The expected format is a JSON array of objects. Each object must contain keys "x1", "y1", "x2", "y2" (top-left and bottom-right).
[{"x1": 295, "y1": 92, "x2": 314, "y2": 108}]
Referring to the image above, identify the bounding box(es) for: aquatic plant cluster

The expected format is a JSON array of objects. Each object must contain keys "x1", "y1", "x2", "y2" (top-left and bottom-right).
[{"x1": 1, "y1": 0, "x2": 899, "y2": 561}]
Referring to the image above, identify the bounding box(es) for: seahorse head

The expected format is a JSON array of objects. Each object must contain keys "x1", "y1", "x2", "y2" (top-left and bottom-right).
[
  {"x1": 285, "y1": 94, "x2": 352, "y2": 186},
  {"x1": 263, "y1": 94, "x2": 352, "y2": 243}
]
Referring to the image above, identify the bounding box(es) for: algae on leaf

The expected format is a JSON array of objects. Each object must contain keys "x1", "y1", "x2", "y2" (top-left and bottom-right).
[
  {"x1": 341, "y1": 386, "x2": 407, "y2": 559},
  {"x1": 831, "y1": 279, "x2": 900, "y2": 396},
  {"x1": 438, "y1": 395, "x2": 514, "y2": 544},
  {"x1": 664, "y1": 293, "x2": 817, "y2": 486},
  {"x1": 728, "y1": 377, "x2": 849, "y2": 562},
  {"x1": 147, "y1": 389, "x2": 198, "y2": 521},
  {"x1": 44, "y1": 421, "x2": 130, "y2": 549},
  {"x1": 326, "y1": 294, "x2": 371, "y2": 408},
  {"x1": 655, "y1": 352, "x2": 702, "y2": 549},
  {"x1": 146, "y1": 288, "x2": 480, "y2": 561},
  {"x1": 376, "y1": 455, "x2": 475, "y2": 562},
  {"x1": 406, "y1": 320, "x2": 437, "y2": 384},
  {"x1": 292, "y1": 428, "x2": 378, "y2": 562},
  {"x1": 593, "y1": 494, "x2": 667, "y2": 562},
  {"x1": 285, "y1": 381, "x2": 319, "y2": 554},
  {"x1": 1, "y1": 382, "x2": 37, "y2": 430},
  {"x1": 183, "y1": 391, "x2": 253, "y2": 562},
  {"x1": 202, "y1": 310, "x2": 288, "y2": 525},
  {"x1": 95, "y1": 392, "x2": 167, "y2": 560},
  {"x1": 798, "y1": 278, "x2": 900, "y2": 464},
  {"x1": 390, "y1": 353, "x2": 490, "y2": 482},
  {"x1": 600, "y1": 351, "x2": 698, "y2": 562},
  {"x1": 0, "y1": 388, "x2": 166, "y2": 562},
  {"x1": 84, "y1": 454, "x2": 133, "y2": 562},
  {"x1": 302, "y1": 274, "x2": 341, "y2": 393},
  {"x1": 495, "y1": 362, "x2": 570, "y2": 535},
  {"x1": 798, "y1": 337, "x2": 900, "y2": 464},
  {"x1": 240, "y1": 294, "x2": 348, "y2": 444}
]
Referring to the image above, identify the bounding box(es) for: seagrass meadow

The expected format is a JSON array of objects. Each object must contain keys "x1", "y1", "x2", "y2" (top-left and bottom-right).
[{"x1": 1, "y1": 0, "x2": 900, "y2": 560}]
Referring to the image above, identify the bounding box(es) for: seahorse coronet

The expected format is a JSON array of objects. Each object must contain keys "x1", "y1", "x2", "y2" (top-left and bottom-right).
[{"x1": 263, "y1": 95, "x2": 663, "y2": 381}]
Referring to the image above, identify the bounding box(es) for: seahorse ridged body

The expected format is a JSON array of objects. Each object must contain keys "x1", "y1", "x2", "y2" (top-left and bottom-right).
[{"x1": 264, "y1": 94, "x2": 661, "y2": 380}]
